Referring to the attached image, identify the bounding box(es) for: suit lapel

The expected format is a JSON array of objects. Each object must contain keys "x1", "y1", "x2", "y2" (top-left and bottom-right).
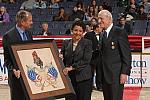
[
  {"x1": 65, "y1": 38, "x2": 84, "y2": 57},
  {"x1": 102, "y1": 26, "x2": 114, "y2": 47},
  {"x1": 25, "y1": 31, "x2": 32, "y2": 41},
  {"x1": 14, "y1": 28, "x2": 23, "y2": 42},
  {"x1": 93, "y1": 32, "x2": 99, "y2": 43},
  {"x1": 73, "y1": 38, "x2": 83, "y2": 56},
  {"x1": 107, "y1": 26, "x2": 115, "y2": 43},
  {"x1": 66, "y1": 39, "x2": 73, "y2": 57}
]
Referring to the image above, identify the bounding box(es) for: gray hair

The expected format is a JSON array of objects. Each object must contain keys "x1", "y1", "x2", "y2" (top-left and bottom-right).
[
  {"x1": 98, "y1": 10, "x2": 113, "y2": 22},
  {"x1": 15, "y1": 10, "x2": 31, "y2": 22}
]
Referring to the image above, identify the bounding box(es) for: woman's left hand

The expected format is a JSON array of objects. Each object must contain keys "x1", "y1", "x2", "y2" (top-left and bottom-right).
[
  {"x1": 59, "y1": 53, "x2": 63, "y2": 59},
  {"x1": 63, "y1": 66, "x2": 73, "y2": 75}
]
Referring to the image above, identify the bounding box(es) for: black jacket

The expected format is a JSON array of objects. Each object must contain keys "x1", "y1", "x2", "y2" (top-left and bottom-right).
[
  {"x1": 61, "y1": 38, "x2": 92, "y2": 82},
  {"x1": 2, "y1": 27, "x2": 33, "y2": 100},
  {"x1": 101, "y1": 26, "x2": 131, "y2": 84}
]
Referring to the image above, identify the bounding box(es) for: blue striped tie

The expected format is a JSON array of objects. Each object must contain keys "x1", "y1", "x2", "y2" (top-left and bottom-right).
[{"x1": 22, "y1": 32, "x2": 27, "y2": 41}]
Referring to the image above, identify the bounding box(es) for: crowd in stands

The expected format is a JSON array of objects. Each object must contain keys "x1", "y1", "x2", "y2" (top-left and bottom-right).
[
  {"x1": 0, "y1": 6, "x2": 10, "y2": 23},
  {"x1": 0, "y1": 0, "x2": 150, "y2": 36}
]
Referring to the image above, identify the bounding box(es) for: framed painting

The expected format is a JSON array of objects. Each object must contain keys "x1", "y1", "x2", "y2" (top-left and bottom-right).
[{"x1": 10, "y1": 39, "x2": 74, "y2": 100}]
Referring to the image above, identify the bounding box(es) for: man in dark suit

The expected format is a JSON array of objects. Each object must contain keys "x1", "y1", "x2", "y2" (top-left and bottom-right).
[
  {"x1": 116, "y1": 16, "x2": 132, "y2": 35},
  {"x1": 2, "y1": 10, "x2": 33, "y2": 100},
  {"x1": 38, "y1": 22, "x2": 51, "y2": 36},
  {"x1": 84, "y1": 24, "x2": 103, "y2": 91},
  {"x1": 98, "y1": 10, "x2": 131, "y2": 100}
]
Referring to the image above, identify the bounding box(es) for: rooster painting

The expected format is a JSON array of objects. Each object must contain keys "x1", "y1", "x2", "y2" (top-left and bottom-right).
[
  {"x1": 26, "y1": 51, "x2": 59, "y2": 90},
  {"x1": 32, "y1": 51, "x2": 43, "y2": 69}
]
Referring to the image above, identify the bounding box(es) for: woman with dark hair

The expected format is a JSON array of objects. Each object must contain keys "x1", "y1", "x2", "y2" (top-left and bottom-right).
[
  {"x1": 84, "y1": 5, "x2": 96, "y2": 21},
  {"x1": 53, "y1": 7, "x2": 69, "y2": 21},
  {"x1": 88, "y1": 0, "x2": 98, "y2": 15},
  {"x1": 60, "y1": 21, "x2": 92, "y2": 100},
  {"x1": 89, "y1": 17, "x2": 98, "y2": 30},
  {"x1": 137, "y1": 5, "x2": 147, "y2": 20},
  {"x1": 75, "y1": 1, "x2": 85, "y2": 11}
]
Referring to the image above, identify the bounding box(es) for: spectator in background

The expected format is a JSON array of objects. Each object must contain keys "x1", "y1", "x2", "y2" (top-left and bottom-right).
[
  {"x1": 98, "y1": 5, "x2": 104, "y2": 12},
  {"x1": 85, "y1": 22, "x2": 93, "y2": 33},
  {"x1": 48, "y1": 0, "x2": 59, "y2": 9},
  {"x1": 102, "y1": 2, "x2": 112, "y2": 12},
  {"x1": 87, "y1": 0, "x2": 98, "y2": 16},
  {"x1": 34, "y1": 0, "x2": 47, "y2": 9},
  {"x1": 147, "y1": 9, "x2": 150, "y2": 20},
  {"x1": 20, "y1": 0, "x2": 36, "y2": 9},
  {"x1": 139, "y1": 0, "x2": 150, "y2": 13},
  {"x1": 137, "y1": 5, "x2": 147, "y2": 20},
  {"x1": 125, "y1": 5, "x2": 138, "y2": 20},
  {"x1": 69, "y1": 6, "x2": 85, "y2": 21},
  {"x1": 84, "y1": 5, "x2": 97, "y2": 21},
  {"x1": 89, "y1": 17, "x2": 98, "y2": 30},
  {"x1": 38, "y1": 22, "x2": 51, "y2": 36},
  {"x1": 75, "y1": 1, "x2": 85, "y2": 12},
  {"x1": 116, "y1": 16, "x2": 132, "y2": 35},
  {"x1": 0, "y1": 6, "x2": 10, "y2": 23},
  {"x1": 53, "y1": 7, "x2": 69, "y2": 21},
  {"x1": 125, "y1": 0, "x2": 139, "y2": 12}
]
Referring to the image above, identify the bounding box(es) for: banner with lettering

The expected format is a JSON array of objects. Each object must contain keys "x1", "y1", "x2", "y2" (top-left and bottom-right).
[
  {"x1": 0, "y1": 50, "x2": 150, "y2": 87},
  {"x1": 141, "y1": 54, "x2": 150, "y2": 87},
  {"x1": 125, "y1": 53, "x2": 142, "y2": 87},
  {"x1": 0, "y1": 50, "x2": 8, "y2": 84}
]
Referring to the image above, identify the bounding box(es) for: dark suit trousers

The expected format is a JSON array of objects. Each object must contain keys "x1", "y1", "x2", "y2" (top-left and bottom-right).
[
  {"x1": 95, "y1": 66, "x2": 102, "y2": 89},
  {"x1": 8, "y1": 71, "x2": 29, "y2": 100},
  {"x1": 95, "y1": 55, "x2": 103, "y2": 89},
  {"x1": 102, "y1": 78, "x2": 124, "y2": 100},
  {"x1": 66, "y1": 72, "x2": 92, "y2": 100}
]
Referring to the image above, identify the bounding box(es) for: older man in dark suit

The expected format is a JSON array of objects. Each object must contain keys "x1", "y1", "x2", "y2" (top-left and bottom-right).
[
  {"x1": 2, "y1": 10, "x2": 33, "y2": 100},
  {"x1": 98, "y1": 10, "x2": 131, "y2": 100}
]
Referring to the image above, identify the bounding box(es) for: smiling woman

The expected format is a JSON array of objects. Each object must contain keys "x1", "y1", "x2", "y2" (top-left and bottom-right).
[
  {"x1": 71, "y1": 21, "x2": 85, "y2": 46},
  {"x1": 60, "y1": 21, "x2": 93, "y2": 100}
]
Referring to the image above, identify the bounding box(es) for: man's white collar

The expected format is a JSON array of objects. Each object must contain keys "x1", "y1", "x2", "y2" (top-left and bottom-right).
[{"x1": 105, "y1": 23, "x2": 113, "y2": 37}]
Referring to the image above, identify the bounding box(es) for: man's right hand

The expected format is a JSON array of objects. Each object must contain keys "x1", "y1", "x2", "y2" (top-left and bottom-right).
[
  {"x1": 59, "y1": 53, "x2": 63, "y2": 59},
  {"x1": 13, "y1": 69, "x2": 21, "y2": 78}
]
